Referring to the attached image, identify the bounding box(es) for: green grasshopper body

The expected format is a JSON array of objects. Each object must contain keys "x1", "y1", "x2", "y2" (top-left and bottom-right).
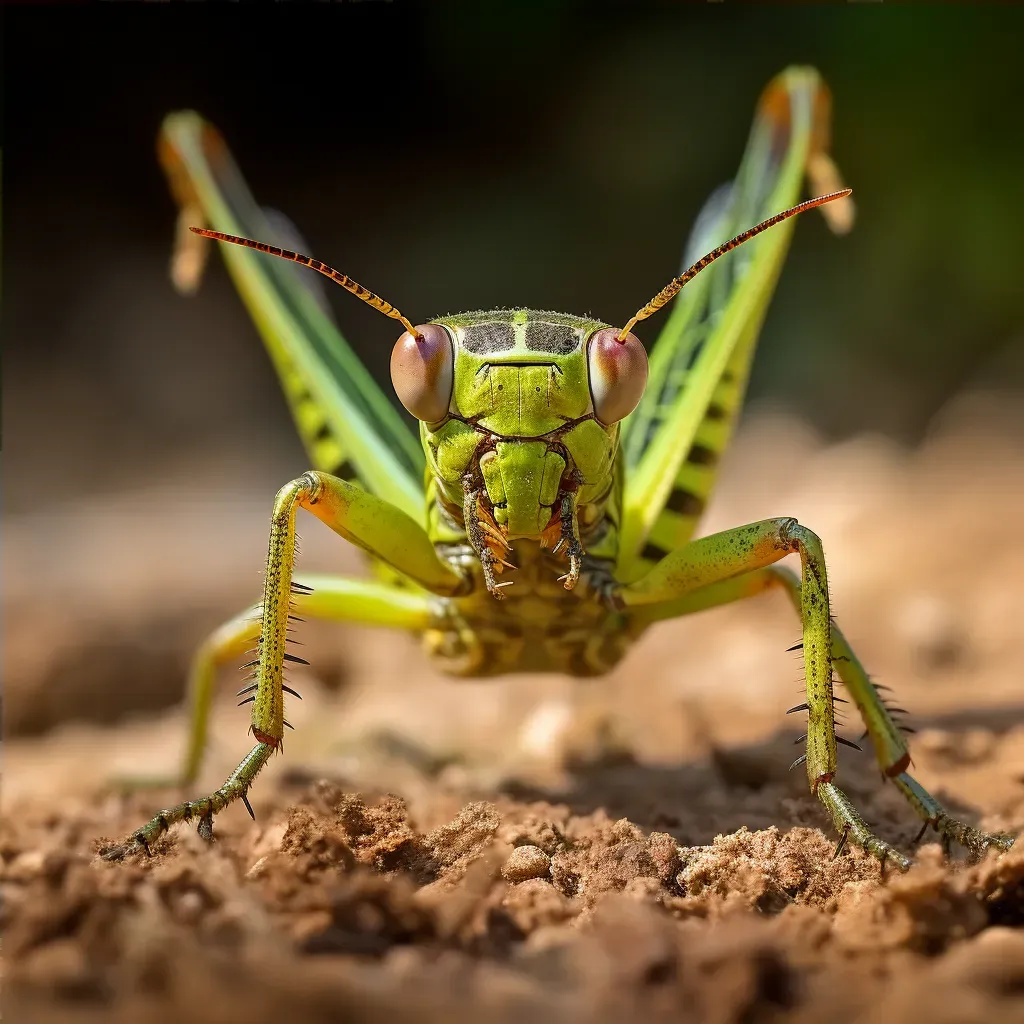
[
  {"x1": 102, "y1": 67, "x2": 1014, "y2": 868},
  {"x1": 419, "y1": 308, "x2": 629, "y2": 677}
]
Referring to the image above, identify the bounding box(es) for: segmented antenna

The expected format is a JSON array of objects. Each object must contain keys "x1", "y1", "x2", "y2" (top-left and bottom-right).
[
  {"x1": 617, "y1": 189, "x2": 852, "y2": 340},
  {"x1": 189, "y1": 226, "x2": 421, "y2": 339}
]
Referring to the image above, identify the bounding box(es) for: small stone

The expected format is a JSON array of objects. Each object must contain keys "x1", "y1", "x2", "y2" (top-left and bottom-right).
[{"x1": 502, "y1": 845, "x2": 551, "y2": 883}]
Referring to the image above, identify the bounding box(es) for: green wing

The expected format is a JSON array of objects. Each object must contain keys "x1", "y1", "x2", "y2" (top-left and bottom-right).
[
  {"x1": 158, "y1": 112, "x2": 426, "y2": 525},
  {"x1": 618, "y1": 66, "x2": 852, "y2": 579}
]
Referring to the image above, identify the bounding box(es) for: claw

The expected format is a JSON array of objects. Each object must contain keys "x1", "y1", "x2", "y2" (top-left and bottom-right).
[
  {"x1": 557, "y1": 554, "x2": 581, "y2": 591},
  {"x1": 197, "y1": 813, "x2": 215, "y2": 843},
  {"x1": 99, "y1": 833, "x2": 149, "y2": 862},
  {"x1": 933, "y1": 815, "x2": 1018, "y2": 860},
  {"x1": 832, "y1": 826, "x2": 850, "y2": 861}
]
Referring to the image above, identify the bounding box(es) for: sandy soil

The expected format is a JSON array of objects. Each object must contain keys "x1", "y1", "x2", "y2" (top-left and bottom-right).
[{"x1": 5, "y1": 398, "x2": 1024, "y2": 1023}]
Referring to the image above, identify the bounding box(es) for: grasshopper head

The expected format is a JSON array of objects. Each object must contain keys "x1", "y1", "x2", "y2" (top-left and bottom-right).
[
  {"x1": 392, "y1": 310, "x2": 648, "y2": 564},
  {"x1": 390, "y1": 309, "x2": 648, "y2": 436}
]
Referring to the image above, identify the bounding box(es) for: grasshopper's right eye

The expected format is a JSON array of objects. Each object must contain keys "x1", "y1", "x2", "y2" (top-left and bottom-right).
[
  {"x1": 587, "y1": 327, "x2": 648, "y2": 424},
  {"x1": 390, "y1": 323, "x2": 454, "y2": 422}
]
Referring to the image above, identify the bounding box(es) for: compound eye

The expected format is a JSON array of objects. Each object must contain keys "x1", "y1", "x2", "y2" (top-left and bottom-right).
[
  {"x1": 586, "y1": 327, "x2": 648, "y2": 424},
  {"x1": 390, "y1": 323, "x2": 454, "y2": 422}
]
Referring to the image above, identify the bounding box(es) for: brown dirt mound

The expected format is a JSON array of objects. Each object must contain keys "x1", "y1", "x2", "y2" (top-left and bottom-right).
[{"x1": 5, "y1": 781, "x2": 1024, "y2": 1024}]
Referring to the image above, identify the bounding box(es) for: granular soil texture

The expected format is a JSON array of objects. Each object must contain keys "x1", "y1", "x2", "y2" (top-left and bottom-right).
[{"x1": 5, "y1": 405, "x2": 1024, "y2": 1023}]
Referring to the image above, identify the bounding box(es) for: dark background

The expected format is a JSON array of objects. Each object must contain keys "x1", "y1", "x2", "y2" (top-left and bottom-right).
[{"x1": 6, "y1": 3, "x2": 1023, "y2": 514}]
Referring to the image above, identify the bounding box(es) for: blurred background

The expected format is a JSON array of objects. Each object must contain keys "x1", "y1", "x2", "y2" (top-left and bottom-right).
[
  {"x1": 4, "y1": 4, "x2": 1024, "y2": 745},
  {"x1": 7, "y1": 4, "x2": 1023, "y2": 510}
]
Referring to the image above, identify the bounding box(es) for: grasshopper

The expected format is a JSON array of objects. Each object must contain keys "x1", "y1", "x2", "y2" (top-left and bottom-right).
[{"x1": 102, "y1": 67, "x2": 1014, "y2": 869}]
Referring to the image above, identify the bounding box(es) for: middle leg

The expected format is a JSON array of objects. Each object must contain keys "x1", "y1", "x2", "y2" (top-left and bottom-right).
[{"x1": 175, "y1": 572, "x2": 436, "y2": 786}]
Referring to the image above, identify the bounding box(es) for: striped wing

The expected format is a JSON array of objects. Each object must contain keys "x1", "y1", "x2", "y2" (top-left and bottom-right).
[
  {"x1": 618, "y1": 66, "x2": 852, "y2": 579},
  {"x1": 158, "y1": 112, "x2": 426, "y2": 525}
]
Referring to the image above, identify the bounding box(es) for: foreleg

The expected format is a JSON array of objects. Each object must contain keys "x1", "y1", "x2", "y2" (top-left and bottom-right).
[
  {"x1": 626, "y1": 557, "x2": 1015, "y2": 865},
  {"x1": 619, "y1": 518, "x2": 908, "y2": 868},
  {"x1": 101, "y1": 473, "x2": 461, "y2": 859}
]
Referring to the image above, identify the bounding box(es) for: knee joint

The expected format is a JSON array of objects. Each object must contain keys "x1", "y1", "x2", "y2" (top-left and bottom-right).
[
  {"x1": 779, "y1": 518, "x2": 822, "y2": 558},
  {"x1": 298, "y1": 471, "x2": 323, "y2": 503},
  {"x1": 273, "y1": 472, "x2": 324, "y2": 516}
]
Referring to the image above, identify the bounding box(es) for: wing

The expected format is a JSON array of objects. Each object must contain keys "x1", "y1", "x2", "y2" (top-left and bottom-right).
[
  {"x1": 617, "y1": 66, "x2": 853, "y2": 579},
  {"x1": 158, "y1": 111, "x2": 426, "y2": 525}
]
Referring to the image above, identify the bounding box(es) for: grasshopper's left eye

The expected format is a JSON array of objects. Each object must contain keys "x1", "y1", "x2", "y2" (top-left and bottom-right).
[
  {"x1": 390, "y1": 323, "x2": 454, "y2": 422},
  {"x1": 587, "y1": 327, "x2": 648, "y2": 424}
]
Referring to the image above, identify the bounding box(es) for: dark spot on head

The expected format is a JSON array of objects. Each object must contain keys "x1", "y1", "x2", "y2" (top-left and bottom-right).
[
  {"x1": 462, "y1": 322, "x2": 515, "y2": 354},
  {"x1": 524, "y1": 321, "x2": 580, "y2": 354}
]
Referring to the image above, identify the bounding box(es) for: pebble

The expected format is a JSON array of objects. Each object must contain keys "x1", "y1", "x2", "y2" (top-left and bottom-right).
[{"x1": 502, "y1": 845, "x2": 551, "y2": 883}]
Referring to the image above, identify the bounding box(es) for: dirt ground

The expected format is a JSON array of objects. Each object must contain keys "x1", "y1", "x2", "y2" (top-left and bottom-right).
[{"x1": 5, "y1": 397, "x2": 1024, "y2": 1023}]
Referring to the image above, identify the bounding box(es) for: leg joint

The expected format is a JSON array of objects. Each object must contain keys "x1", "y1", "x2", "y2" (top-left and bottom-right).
[
  {"x1": 273, "y1": 471, "x2": 324, "y2": 517},
  {"x1": 298, "y1": 470, "x2": 323, "y2": 503},
  {"x1": 778, "y1": 518, "x2": 823, "y2": 559}
]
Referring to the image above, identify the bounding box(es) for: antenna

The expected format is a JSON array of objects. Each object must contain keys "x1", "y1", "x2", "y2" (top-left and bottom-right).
[
  {"x1": 190, "y1": 226, "x2": 421, "y2": 339},
  {"x1": 618, "y1": 189, "x2": 852, "y2": 341}
]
